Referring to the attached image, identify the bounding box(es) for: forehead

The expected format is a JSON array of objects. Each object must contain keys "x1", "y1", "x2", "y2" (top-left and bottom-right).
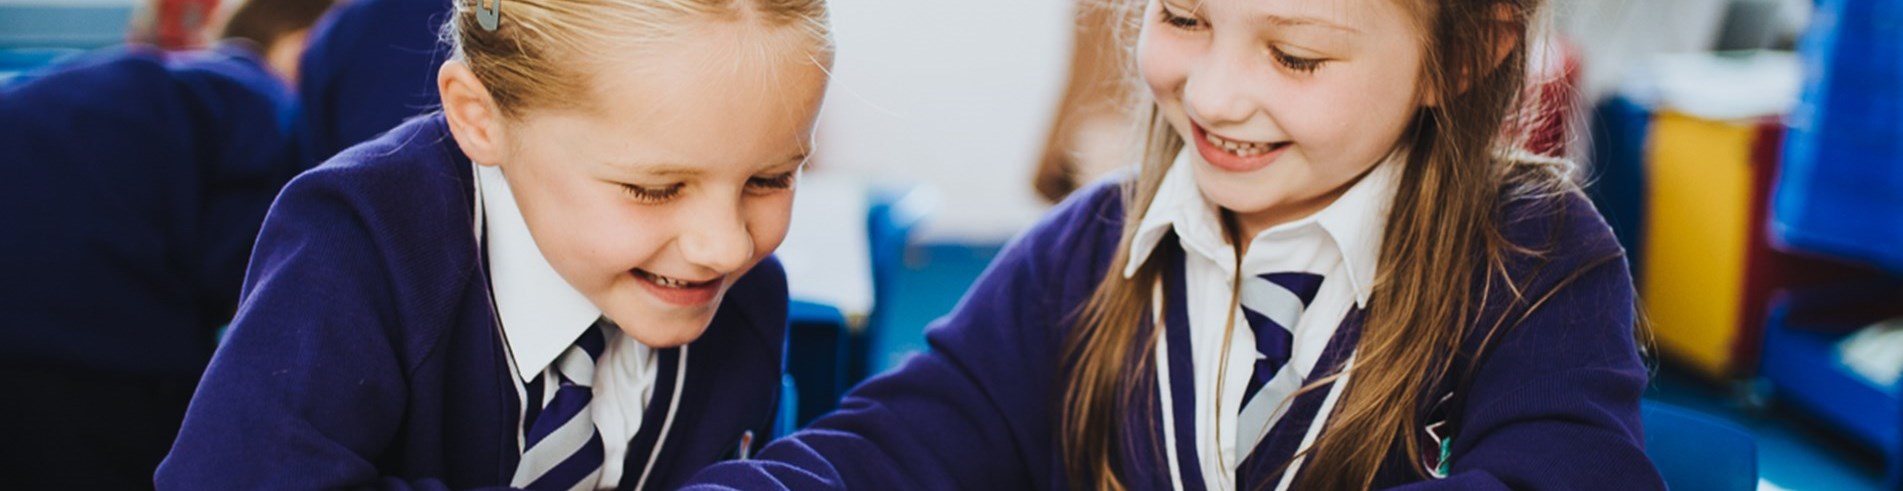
[
  {"x1": 1184, "y1": 0, "x2": 1420, "y2": 32},
  {"x1": 558, "y1": 21, "x2": 831, "y2": 168}
]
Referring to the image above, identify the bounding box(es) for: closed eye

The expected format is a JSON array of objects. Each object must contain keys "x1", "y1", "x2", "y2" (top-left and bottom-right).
[
  {"x1": 1158, "y1": 3, "x2": 1204, "y2": 31},
  {"x1": 1271, "y1": 46, "x2": 1325, "y2": 73},
  {"x1": 621, "y1": 182, "x2": 683, "y2": 203},
  {"x1": 746, "y1": 172, "x2": 797, "y2": 193}
]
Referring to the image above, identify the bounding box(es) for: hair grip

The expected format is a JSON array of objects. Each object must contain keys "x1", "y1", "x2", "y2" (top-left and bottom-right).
[{"x1": 476, "y1": 0, "x2": 501, "y2": 32}]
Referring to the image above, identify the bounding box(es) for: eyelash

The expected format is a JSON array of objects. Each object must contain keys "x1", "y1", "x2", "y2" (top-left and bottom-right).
[
  {"x1": 1158, "y1": 4, "x2": 1204, "y2": 30},
  {"x1": 1159, "y1": 4, "x2": 1328, "y2": 74},
  {"x1": 618, "y1": 172, "x2": 798, "y2": 204},
  {"x1": 747, "y1": 172, "x2": 798, "y2": 191},
  {"x1": 621, "y1": 183, "x2": 683, "y2": 203},
  {"x1": 1271, "y1": 47, "x2": 1325, "y2": 73}
]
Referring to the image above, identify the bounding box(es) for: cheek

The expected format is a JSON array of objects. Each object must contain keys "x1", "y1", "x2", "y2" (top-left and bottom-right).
[
  {"x1": 509, "y1": 166, "x2": 593, "y2": 260},
  {"x1": 560, "y1": 217, "x2": 642, "y2": 285},
  {"x1": 592, "y1": 208, "x2": 671, "y2": 269},
  {"x1": 743, "y1": 193, "x2": 795, "y2": 258},
  {"x1": 1290, "y1": 68, "x2": 1419, "y2": 161},
  {"x1": 1135, "y1": 31, "x2": 1188, "y2": 101},
  {"x1": 534, "y1": 190, "x2": 668, "y2": 282}
]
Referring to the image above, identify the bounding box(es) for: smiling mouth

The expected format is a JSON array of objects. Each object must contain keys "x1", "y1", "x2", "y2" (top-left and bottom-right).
[
  {"x1": 1190, "y1": 123, "x2": 1293, "y2": 173},
  {"x1": 1200, "y1": 127, "x2": 1291, "y2": 157},
  {"x1": 632, "y1": 269, "x2": 720, "y2": 289}
]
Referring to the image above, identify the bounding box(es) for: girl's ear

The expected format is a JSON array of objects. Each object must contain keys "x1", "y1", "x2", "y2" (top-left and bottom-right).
[
  {"x1": 1423, "y1": 3, "x2": 1521, "y2": 107},
  {"x1": 439, "y1": 60, "x2": 509, "y2": 167}
]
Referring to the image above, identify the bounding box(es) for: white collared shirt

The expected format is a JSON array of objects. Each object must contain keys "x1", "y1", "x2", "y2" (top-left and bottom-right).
[
  {"x1": 476, "y1": 165, "x2": 659, "y2": 489},
  {"x1": 1123, "y1": 149, "x2": 1402, "y2": 490}
]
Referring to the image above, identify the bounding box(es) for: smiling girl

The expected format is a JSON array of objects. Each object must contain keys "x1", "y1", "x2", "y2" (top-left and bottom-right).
[
  {"x1": 157, "y1": 0, "x2": 831, "y2": 489},
  {"x1": 682, "y1": 0, "x2": 1660, "y2": 489}
]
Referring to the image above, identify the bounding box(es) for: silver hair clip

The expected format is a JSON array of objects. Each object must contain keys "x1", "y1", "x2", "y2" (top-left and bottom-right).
[{"x1": 476, "y1": 0, "x2": 501, "y2": 32}]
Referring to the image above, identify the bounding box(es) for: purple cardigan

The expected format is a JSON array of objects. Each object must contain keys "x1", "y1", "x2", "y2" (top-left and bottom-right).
[
  {"x1": 683, "y1": 178, "x2": 1662, "y2": 490},
  {"x1": 158, "y1": 115, "x2": 790, "y2": 490}
]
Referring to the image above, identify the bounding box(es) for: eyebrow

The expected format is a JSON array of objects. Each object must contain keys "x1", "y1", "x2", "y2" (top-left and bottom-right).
[
  {"x1": 611, "y1": 153, "x2": 809, "y2": 176},
  {"x1": 1257, "y1": 14, "x2": 1360, "y2": 34},
  {"x1": 1167, "y1": 1, "x2": 1362, "y2": 35},
  {"x1": 762, "y1": 153, "x2": 811, "y2": 173}
]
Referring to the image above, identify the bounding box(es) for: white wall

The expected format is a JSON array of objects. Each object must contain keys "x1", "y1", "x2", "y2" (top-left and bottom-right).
[{"x1": 814, "y1": 0, "x2": 1074, "y2": 244}]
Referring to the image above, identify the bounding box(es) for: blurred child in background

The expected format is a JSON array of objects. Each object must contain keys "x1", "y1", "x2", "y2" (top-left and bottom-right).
[
  {"x1": 0, "y1": 0, "x2": 334, "y2": 487},
  {"x1": 295, "y1": 0, "x2": 453, "y2": 169}
]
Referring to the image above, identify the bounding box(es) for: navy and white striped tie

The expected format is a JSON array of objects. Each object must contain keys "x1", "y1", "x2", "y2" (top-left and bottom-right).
[
  {"x1": 512, "y1": 322, "x2": 607, "y2": 490},
  {"x1": 1238, "y1": 272, "x2": 1324, "y2": 410}
]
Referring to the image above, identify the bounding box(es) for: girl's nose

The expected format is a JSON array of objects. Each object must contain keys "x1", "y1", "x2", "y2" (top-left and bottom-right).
[
  {"x1": 1182, "y1": 46, "x2": 1262, "y2": 128},
  {"x1": 677, "y1": 204, "x2": 753, "y2": 275}
]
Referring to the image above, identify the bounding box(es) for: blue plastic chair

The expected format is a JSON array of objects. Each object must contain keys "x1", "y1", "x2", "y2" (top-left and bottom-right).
[
  {"x1": 859, "y1": 185, "x2": 937, "y2": 376},
  {"x1": 1642, "y1": 401, "x2": 1759, "y2": 491},
  {"x1": 774, "y1": 374, "x2": 799, "y2": 438},
  {"x1": 786, "y1": 299, "x2": 850, "y2": 427},
  {"x1": 1773, "y1": 0, "x2": 1903, "y2": 273},
  {"x1": 784, "y1": 185, "x2": 935, "y2": 428},
  {"x1": 1584, "y1": 95, "x2": 1652, "y2": 282},
  {"x1": 0, "y1": 47, "x2": 81, "y2": 85}
]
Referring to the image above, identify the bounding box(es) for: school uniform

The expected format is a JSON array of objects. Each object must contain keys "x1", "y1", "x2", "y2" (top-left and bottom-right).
[
  {"x1": 682, "y1": 151, "x2": 1663, "y2": 490},
  {"x1": 0, "y1": 42, "x2": 297, "y2": 489},
  {"x1": 157, "y1": 114, "x2": 789, "y2": 490},
  {"x1": 1131, "y1": 151, "x2": 1399, "y2": 490},
  {"x1": 295, "y1": 0, "x2": 451, "y2": 169}
]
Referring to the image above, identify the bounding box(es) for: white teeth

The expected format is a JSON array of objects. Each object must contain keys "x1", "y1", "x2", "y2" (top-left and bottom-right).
[
  {"x1": 1205, "y1": 131, "x2": 1278, "y2": 155},
  {"x1": 641, "y1": 271, "x2": 688, "y2": 288}
]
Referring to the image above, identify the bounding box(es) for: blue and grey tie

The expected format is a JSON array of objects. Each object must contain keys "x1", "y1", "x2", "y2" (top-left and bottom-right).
[
  {"x1": 512, "y1": 323, "x2": 607, "y2": 490},
  {"x1": 1236, "y1": 272, "x2": 1324, "y2": 452}
]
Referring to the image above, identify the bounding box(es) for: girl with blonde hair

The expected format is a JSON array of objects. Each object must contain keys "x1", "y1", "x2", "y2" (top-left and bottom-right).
[{"x1": 160, "y1": 1, "x2": 833, "y2": 489}]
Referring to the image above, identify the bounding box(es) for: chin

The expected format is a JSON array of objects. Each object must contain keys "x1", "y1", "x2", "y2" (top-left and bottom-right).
[
  {"x1": 614, "y1": 319, "x2": 714, "y2": 348},
  {"x1": 1194, "y1": 173, "x2": 1287, "y2": 216}
]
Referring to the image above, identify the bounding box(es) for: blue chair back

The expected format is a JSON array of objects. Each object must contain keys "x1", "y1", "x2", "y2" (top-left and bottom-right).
[
  {"x1": 1643, "y1": 401, "x2": 1758, "y2": 491},
  {"x1": 0, "y1": 47, "x2": 82, "y2": 85},
  {"x1": 775, "y1": 374, "x2": 799, "y2": 438},
  {"x1": 861, "y1": 185, "x2": 937, "y2": 375},
  {"x1": 786, "y1": 300, "x2": 849, "y2": 427},
  {"x1": 1773, "y1": 0, "x2": 1903, "y2": 273}
]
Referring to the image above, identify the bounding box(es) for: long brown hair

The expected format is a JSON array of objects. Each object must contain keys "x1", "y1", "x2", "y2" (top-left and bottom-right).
[{"x1": 1059, "y1": 0, "x2": 1585, "y2": 489}]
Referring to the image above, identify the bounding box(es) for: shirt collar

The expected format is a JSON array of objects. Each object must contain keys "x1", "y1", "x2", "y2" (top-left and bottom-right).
[
  {"x1": 1123, "y1": 148, "x2": 1405, "y2": 308},
  {"x1": 475, "y1": 165, "x2": 604, "y2": 381}
]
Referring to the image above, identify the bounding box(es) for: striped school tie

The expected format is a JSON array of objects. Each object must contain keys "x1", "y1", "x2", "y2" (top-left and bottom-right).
[
  {"x1": 1238, "y1": 272, "x2": 1324, "y2": 406},
  {"x1": 512, "y1": 322, "x2": 608, "y2": 490}
]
